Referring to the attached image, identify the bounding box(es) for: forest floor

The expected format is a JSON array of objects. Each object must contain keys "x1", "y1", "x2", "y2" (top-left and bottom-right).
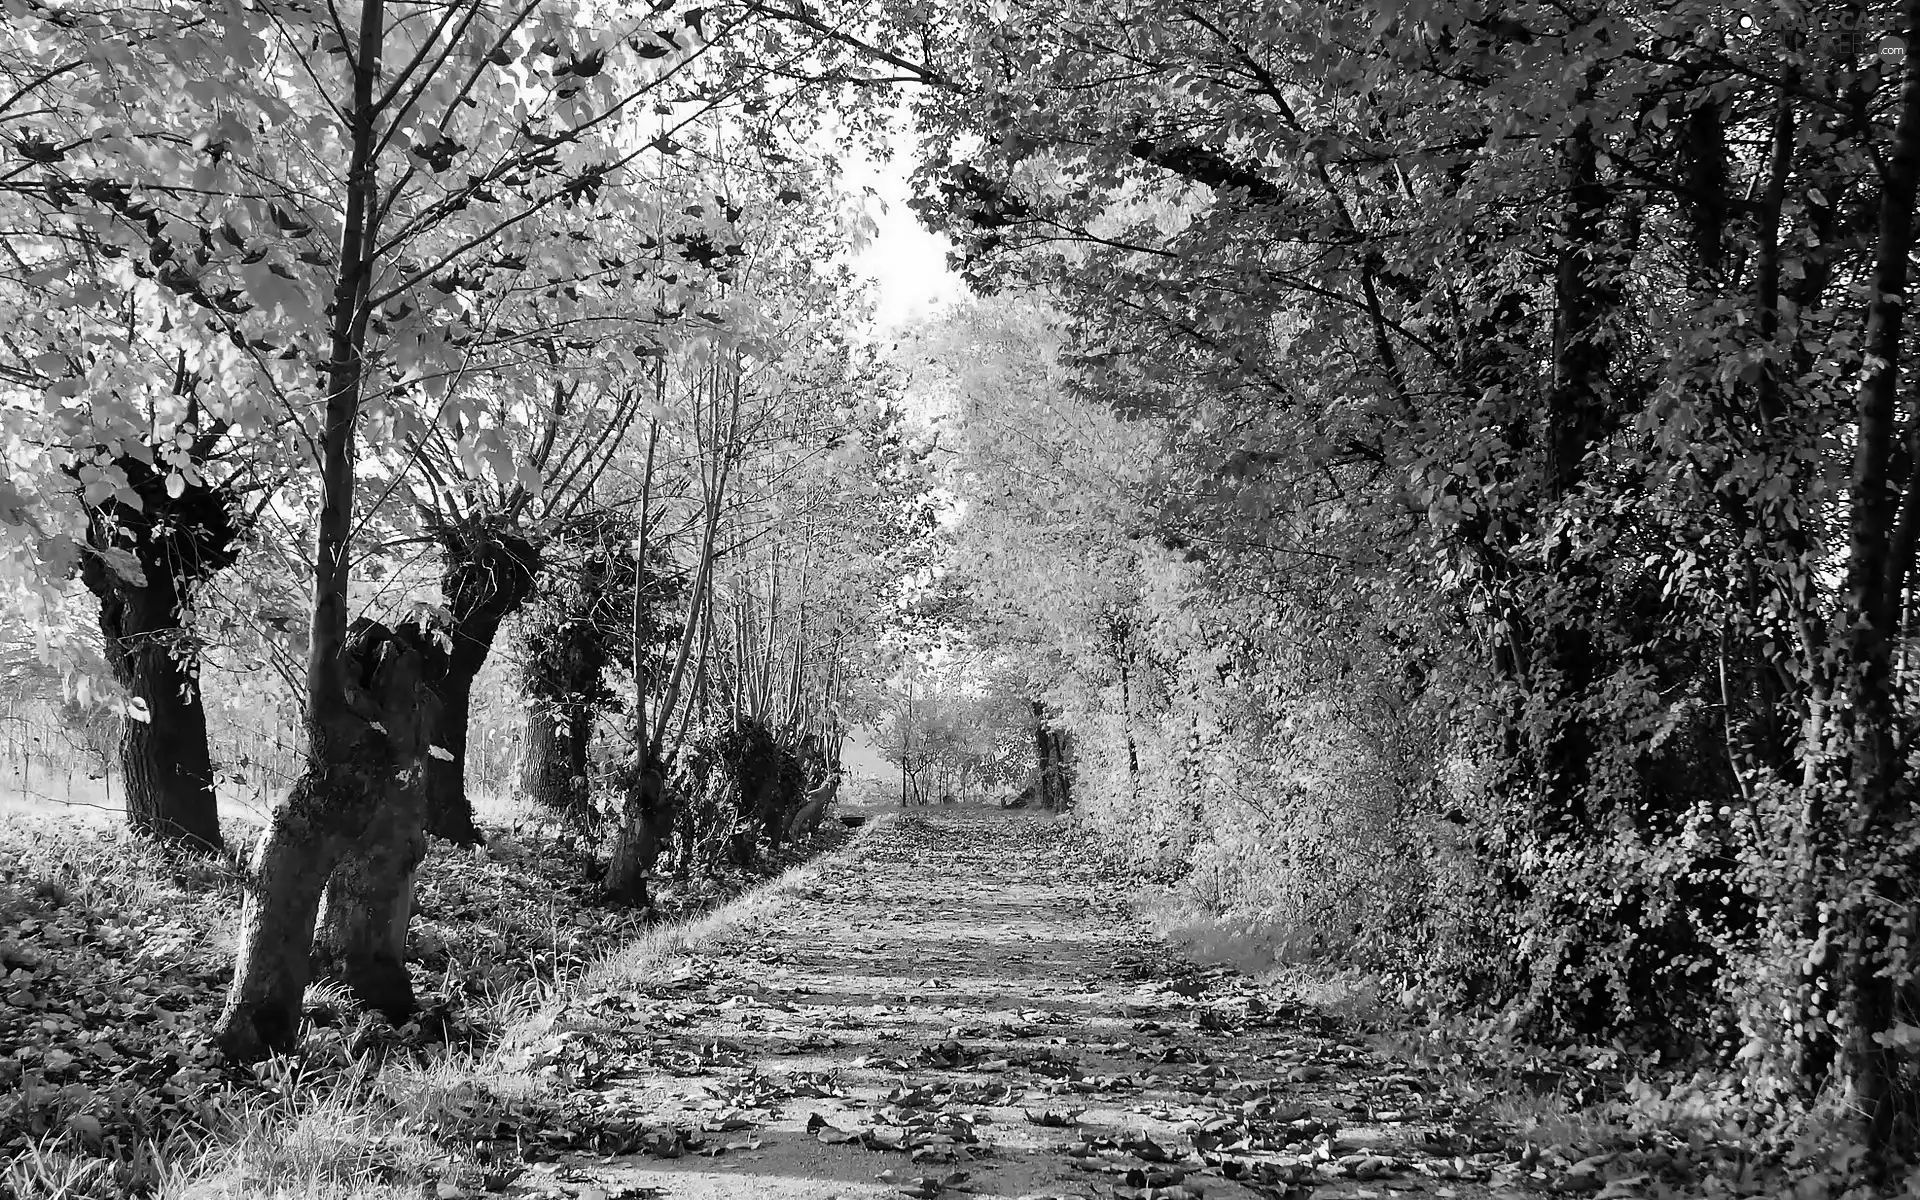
[
  {"x1": 0, "y1": 805, "x2": 1795, "y2": 1200},
  {"x1": 474, "y1": 810, "x2": 1648, "y2": 1200}
]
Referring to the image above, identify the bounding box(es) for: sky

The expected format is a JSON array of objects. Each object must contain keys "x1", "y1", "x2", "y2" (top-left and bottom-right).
[
  {"x1": 827, "y1": 129, "x2": 966, "y2": 793},
  {"x1": 843, "y1": 137, "x2": 964, "y2": 330}
]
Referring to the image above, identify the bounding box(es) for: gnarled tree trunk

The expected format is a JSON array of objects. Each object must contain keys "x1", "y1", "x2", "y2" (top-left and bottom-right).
[
  {"x1": 78, "y1": 454, "x2": 240, "y2": 852},
  {"x1": 214, "y1": 620, "x2": 441, "y2": 1059},
  {"x1": 423, "y1": 523, "x2": 539, "y2": 844},
  {"x1": 312, "y1": 625, "x2": 443, "y2": 1021}
]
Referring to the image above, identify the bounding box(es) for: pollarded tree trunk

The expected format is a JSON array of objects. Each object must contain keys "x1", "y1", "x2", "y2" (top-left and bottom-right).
[
  {"x1": 78, "y1": 455, "x2": 240, "y2": 852},
  {"x1": 606, "y1": 759, "x2": 670, "y2": 905},
  {"x1": 312, "y1": 619, "x2": 445, "y2": 1022},
  {"x1": 312, "y1": 779, "x2": 428, "y2": 1021},
  {"x1": 423, "y1": 523, "x2": 540, "y2": 844},
  {"x1": 91, "y1": 580, "x2": 224, "y2": 850},
  {"x1": 214, "y1": 619, "x2": 440, "y2": 1059},
  {"x1": 426, "y1": 670, "x2": 483, "y2": 842}
]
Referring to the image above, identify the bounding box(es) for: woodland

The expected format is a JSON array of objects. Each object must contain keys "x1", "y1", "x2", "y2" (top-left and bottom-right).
[{"x1": 1, "y1": 0, "x2": 1919, "y2": 1197}]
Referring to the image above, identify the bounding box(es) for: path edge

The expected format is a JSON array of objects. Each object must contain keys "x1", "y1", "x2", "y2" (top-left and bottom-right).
[{"x1": 503, "y1": 813, "x2": 897, "y2": 1047}]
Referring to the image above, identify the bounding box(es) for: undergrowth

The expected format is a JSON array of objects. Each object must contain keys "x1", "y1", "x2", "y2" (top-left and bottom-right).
[{"x1": 1121, "y1": 849, "x2": 1918, "y2": 1198}]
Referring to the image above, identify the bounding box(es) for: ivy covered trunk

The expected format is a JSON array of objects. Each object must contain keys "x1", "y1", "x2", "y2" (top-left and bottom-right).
[
  {"x1": 605, "y1": 759, "x2": 670, "y2": 905},
  {"x1": 78, "y1": 455, "x2": 240, "y2": 852},
  {"x1": 520, "y1": 701, "x2": 595, "y2": 827},
  {"x1": 214, "y1": 620, "x2": 441, "y2": 1058},
  {"x1": 424, "y1": 523, "x2": 539, "y2": 844},
  {"x1": 521, "y1": 515, "x2": 637, "y2": 831}
]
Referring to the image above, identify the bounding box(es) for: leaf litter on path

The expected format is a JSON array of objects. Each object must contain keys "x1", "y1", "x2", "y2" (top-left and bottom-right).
[{"x1": 529, "y1": 811, "x2": 1552, "y2": 1200}]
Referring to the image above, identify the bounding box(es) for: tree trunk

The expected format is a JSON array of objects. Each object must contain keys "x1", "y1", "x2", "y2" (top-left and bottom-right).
[
  {"x1": 606, "y1": 760, "x2": 670, "y2": 905},
  {"x1": 1031, "y1": 699, "x2": 1056, "y2": 810},
  {"x1": 521, "y1": 704, "x2": 569, "y2": 808},
  {"x1": 1832, "y1": 0, "x2": 1920, "y2": 1159},
  {"x1": 424, "y1": 523, "x2": 539, "y2": 844},
  {"x1": 89, "y1": 576, "x2": 223, "y2": 851},
  {"x1": 1049, "y1": 729, "x2": 1072, "y2": 810},
  {"x1": 216, "y1": 0, "x2": 389, "y2": 1064},
  {"x1": 425, "y1": 670, "x2": 481, "y2": 843},
  {"x1": 312, "y1": 748, "x2": 429, "y2": 1021},
  {"x1": 1535, "y1": 115, "x2": 1614, "y2": 835},
  {"x1": 214, "y1": 619, "x2": 438, "y2": 1060},
  {"x1": 1117, "y1": 630, "x2": 1140, "y2": 787},
  {"x1": 78, "y1": 455, "x2": 240, "y2": 853}
]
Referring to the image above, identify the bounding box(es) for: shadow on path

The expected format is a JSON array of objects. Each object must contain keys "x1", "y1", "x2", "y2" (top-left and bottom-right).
[{"x1": 523, "y1": 809, "x2": 1517, "y2": 1200}]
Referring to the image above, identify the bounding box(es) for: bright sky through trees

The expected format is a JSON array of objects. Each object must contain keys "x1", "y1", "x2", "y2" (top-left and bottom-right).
[{"x1": 846, "y1": 137, "x2": 960, "y2": 328}]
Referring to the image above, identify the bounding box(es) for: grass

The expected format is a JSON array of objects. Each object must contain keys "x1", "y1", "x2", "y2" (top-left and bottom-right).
[
  {"x1": 0, "y1": 790, "x2": 877, "y2": 1200},
  {"x1": 571, "y1": 811, "x2": 886, "y2": 1000},
  {"x1": 174, "y1": 817, "x2": 891, "y2": 1200}
]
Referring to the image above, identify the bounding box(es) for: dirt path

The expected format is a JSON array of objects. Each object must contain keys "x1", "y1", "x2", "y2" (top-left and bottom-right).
[{"x1": 514, "y1": 811, "x2": 1529, "y2": 1200}]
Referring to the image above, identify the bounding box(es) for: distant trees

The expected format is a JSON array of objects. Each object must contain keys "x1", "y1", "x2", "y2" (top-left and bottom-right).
[{"x1": 874, "y1": 663, "x2": 1031, "y2": 806}]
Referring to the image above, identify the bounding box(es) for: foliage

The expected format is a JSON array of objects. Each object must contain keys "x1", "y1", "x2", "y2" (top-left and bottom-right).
[
  {"x1": 873, "y1": 667, "x2": 1030, "y2": 804},
  {"x1": 667, "y1": 715, "x2": 826, "y2": 870},
  {"x1": 824, "y1": 0, "x2": 1920, "y2": 1161}
]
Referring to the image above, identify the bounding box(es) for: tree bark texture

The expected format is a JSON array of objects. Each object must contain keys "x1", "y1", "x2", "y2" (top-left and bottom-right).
[
  {"x1": 424, "y1": 522, "x2": 539, "y2": 843},
  {"x1": 521, "y1": 704, "x2": 569, "y2": 809},
  {"x1": 78, "y1": 454, "x2": 240, "y2": 852},
  {"x1": 214, "y1": 619, "x2": 442, "y2": 1059},
  {"x1": 606, "y1": 760, "x2": 670, "y2": 905},
  {"x1": 521, "y1": 701, "x2": 595, "y2": 827}
]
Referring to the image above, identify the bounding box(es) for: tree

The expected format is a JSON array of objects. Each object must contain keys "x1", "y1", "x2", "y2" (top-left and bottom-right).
[
  {"x1": 851, "y1": 0, "x2": 1920, "y2": 1156},
  {"x1": 75, "y1": 442, "x2": 245, "y2": 850},
  {"x1": 0, "y1": 0, "x2": 767, "y2": 1057}
]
